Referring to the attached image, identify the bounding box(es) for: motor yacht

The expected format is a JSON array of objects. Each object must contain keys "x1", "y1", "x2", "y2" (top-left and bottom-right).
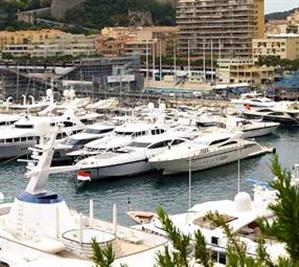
[
  {"x1": 52, "y1": 123, "x2": 115, "y2": 163},
  {"x1": 242, "y1": 107, "x2": 299, "y2": 126},
  {"x1": 137, "y1": 186, "x2": 283, "y2": 266},
  {"x1": 0, "y1": 111, "x2": 85, "y2": 160},
  {"x1": 66, "y1": 122, "x2": 169, "y2": 160},
  {"x1": 149, "y1": 131, "x2": 273, "y2": 175},
  {"x1": 231, "y1": 92, "x2": 277, "y2": 111},
  {"x1": 75, "y1": 133, "x2": 189, "y2": 180},
  {"x1": 196, "y1": 115, "x2": 279, "y2": 138},
  {"x1": 0, "y1": 114, "x2": 20, "y2": 127}
]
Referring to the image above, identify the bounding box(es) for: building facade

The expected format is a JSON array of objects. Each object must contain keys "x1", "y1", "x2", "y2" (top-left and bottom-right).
[
  {"x1": 253, "y1": 34, "x2": 299, "y2": 61},
  {"x1": 0, "y1": 29, "x2": 64, "y2": 51},
  {"x1": 218, "y1": 58, "x2": 274, "y2": 86},
  {"x1": 2, "y1": 34, "x2": 97, "y2": 58},
  {"x1": 96, "y1": 27, "x2": 177, "y2": 57},
  {"x1": 176, "y1": 0, "x2": 265, "y2": 58}
]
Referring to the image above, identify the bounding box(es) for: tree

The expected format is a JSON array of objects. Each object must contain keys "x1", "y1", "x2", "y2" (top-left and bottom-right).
[
  {"x1": 258, "y1": 155, "x2": 299, "y2": 265},
  {"x1": 90, "y1": 238, "x2": 115, "y2": 267}
]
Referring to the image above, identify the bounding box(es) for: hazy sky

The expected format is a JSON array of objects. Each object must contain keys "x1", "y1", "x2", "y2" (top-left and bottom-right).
[{"x1": 265, "y1": 0, "x2": 298, "y2": 14}]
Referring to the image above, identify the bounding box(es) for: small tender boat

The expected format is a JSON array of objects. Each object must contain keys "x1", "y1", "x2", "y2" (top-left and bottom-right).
[{"x1": 127, "y1": 211, "x2": 157, "y2": 224}]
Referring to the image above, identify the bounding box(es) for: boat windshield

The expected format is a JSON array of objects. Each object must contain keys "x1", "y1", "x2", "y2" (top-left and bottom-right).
[
  {"x1": 84, "y1": 128, "x2": 113, "y2": 134},
  {"x1": 15, "y1": 124, "x2": 33, "y2": 129},
  {"x1": 193, "y1": 139, "x2": 210, "y2": 146},
  {"x1": 128, "y1": 142, "x2": 151, "y2": 148}
]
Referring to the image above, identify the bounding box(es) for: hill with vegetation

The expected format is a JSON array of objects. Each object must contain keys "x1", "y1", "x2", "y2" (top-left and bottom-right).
[
  {"x1": 265, "y1": 8, "x2": 296, "y2": 21},
  {"x1": 63, "y1": 0, "x2": 176, "y2": 29}
]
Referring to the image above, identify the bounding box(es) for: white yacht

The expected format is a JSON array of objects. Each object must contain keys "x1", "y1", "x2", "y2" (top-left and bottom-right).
[
  {"x1": 75, "y1": 133, "x2": 189, "y2": 180},
  {"x1": 227, "y1": 118, "x2": 279, "y2": 138},
  {"x1": 149, "y1": 131, "x2": 273, "y2": 175},
  {"x1": 0, "y1": 128, "x2": 168, "y2": 267},
  {"x1": 0, "y1": 111, "x2": 85, "y2": 159},
  {"x1": 197, "y1": 115, "x2": 279, "y2": 138},
  {"x1": 138, "y1": 187, "x2": 283, "y2": 266},
  {"x1": 67, "y1": 122, "x2": 169, "y2": 160},
  {"x1": 231, "y1": 92, "x2": 277, "y2": 111},
  {"x1": 242, "y1": 107, "x2": 299, "y2": 126},
  {"x1": 52, "y1": 123, "x2": 115, "y2": 163},
  {"x1": 0, "y1": 114, "x2": 19, "y2": 127}
]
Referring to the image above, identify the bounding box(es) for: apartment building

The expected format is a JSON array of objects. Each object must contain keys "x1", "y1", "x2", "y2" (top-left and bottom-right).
[
  {"x1": 253, "y1": 34, "x2": 299, "y2": 61},
  {"x1": 265, "y1": 20, "x2": 288, "y2": 35},
  {"x1": 2, "y1": 34, "x2": 96, "y2": 58},
  {"x1": 0, "y1": 29, "x2": 64, "y2": 51},
  {"x1": 176, "y1": 0, "x2": 265, "y2": 58},
  {"x1": 96, "y1": 27, "x2": 178, "y2": 57},
  {"x1": 218, "y1": 58, "x2": 274, "y2": 86}
]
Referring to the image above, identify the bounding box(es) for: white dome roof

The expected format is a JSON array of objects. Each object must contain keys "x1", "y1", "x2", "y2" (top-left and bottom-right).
[{"x1": 234, "y1": 192, "x2": 252, "y2": 212}]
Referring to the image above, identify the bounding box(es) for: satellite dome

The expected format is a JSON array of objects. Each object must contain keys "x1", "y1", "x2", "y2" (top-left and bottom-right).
[{"x1": 234, "y1": 192, "x2": 252, "y2": 212}]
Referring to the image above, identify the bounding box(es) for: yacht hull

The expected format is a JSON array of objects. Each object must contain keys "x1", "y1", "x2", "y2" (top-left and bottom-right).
[
  {"x1": 81, "y1": 159, "x2": 152, "y2": 180},
  {"x1": 151, "y1": 143, "x2": 272, "y2": 175},
  {"x1": 241, "y1": 125, "x2": 279, "y2": 138},
  {"x1": 0, "y1": 141, "x2": 36, "y2": 160},
  {"x1": 243, "y1": 113, "x2": 299, "y2": 126}
]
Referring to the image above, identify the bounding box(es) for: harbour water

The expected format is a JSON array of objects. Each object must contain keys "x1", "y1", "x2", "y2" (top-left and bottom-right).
[{"x1": 0, "y1": 127, "x2": 298, "y2": 225}]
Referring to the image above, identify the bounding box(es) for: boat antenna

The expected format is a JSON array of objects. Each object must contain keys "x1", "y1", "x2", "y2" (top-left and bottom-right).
[
  {"x1": 237, "y1": 148, "x2": 241, "y2": 193},
  {"x1": 127, "y1": 197, "x2": 132, "y2": 211},
  {"x1": 188, "y1": 148, "x2": 192, "y2": 209}
]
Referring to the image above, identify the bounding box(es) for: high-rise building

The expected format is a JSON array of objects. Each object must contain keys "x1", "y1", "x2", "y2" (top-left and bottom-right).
[{"x1": 176, "y1": 0, "x2": 265, "y2": 58}]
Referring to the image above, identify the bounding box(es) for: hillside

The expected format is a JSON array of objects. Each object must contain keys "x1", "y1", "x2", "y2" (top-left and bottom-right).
[
  {"x1": 265, "y1": 8, "x2": 296, "y2": 21},
  {"x1": 63, "y1": 0, "x2": 176, "y2": 29}
]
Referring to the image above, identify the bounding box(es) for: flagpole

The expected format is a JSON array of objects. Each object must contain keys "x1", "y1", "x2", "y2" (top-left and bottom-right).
[
  {"x1": 188, "y1": 151, "x2": 192, "y2": 210},
  {"x1": 237, "y1": 149, "x2": 241, "y2": 193}
]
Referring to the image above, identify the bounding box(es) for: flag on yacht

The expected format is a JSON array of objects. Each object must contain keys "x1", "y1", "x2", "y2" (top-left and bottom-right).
[{"x1": 77, "y1": 170, "x2": 91, "y2": 181}]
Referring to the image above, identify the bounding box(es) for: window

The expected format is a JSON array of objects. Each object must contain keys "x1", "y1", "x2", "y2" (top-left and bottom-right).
[
  {"x1": 210, "y1": 138, "x2": 230, "y2": 146},
  {"x1": 211, "y1": 236, "x2": 219, "y2": 245},
  {"x1": 171, "y1": 139, "x2": 185, "y2": 146},
  {"x1": 219, "y1": 252, "x2": 226, "y2": 264},
  {"x1": 15, "y1": 124, "x2": 33, "y2": 129},
  {"x1": 6, "y1": 139, "x2": 13, "y2": 143},
  {"x1": 63, "y1": 121, "x2": 75, "y2": 127},
  {"x1": 148, "y1": 140, "x2": 171, "y2": 149},
  {"x1": 220, "y1": 141, "x2": 238, "y2": 147}
]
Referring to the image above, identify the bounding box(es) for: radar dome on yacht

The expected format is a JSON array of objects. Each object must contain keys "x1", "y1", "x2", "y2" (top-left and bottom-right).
[{"x1": 234, "y1": 192, "x2": 252, "y2": 212}]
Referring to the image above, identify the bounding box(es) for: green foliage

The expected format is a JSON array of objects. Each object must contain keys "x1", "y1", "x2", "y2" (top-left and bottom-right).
[
  {"x1": 255, "y1": 56, "x2": 299, "y2": 71},
  {"x1": 64, "y1": 0, "x2": 176, "y2": 29},
  {"x1": 258, "y1": 155, "x2": 299, "y2": 265},
  {"x1": 156, "y1": 207, "x2": 191, "y2": 267},
  {"x1": 90, "y1": 238, "x2": 115, "y2": 267},
  {"x1": 194, "y1": 230, "x2": 214, "y2": 267}
]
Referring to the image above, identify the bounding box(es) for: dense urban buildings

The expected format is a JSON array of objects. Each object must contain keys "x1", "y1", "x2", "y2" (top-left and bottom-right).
[
  {"x1": 0, "y1": 29, "x2": 64, "y2": 51},
  {"x1": 253, "y1": 34, "x2": 299, "y2": 61},
  {"x1": 218, "y1": 58, "x2": 274, "y2": 86},
  {"x1": 2, "y1": 34, "x2": 97, "y2": 58},
  {"x1": 96, "y1": 27, "x2": 177, "y2": 57},
  {"x1": 176, "y1": 0, "x2": 265, "y2": 58}
]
